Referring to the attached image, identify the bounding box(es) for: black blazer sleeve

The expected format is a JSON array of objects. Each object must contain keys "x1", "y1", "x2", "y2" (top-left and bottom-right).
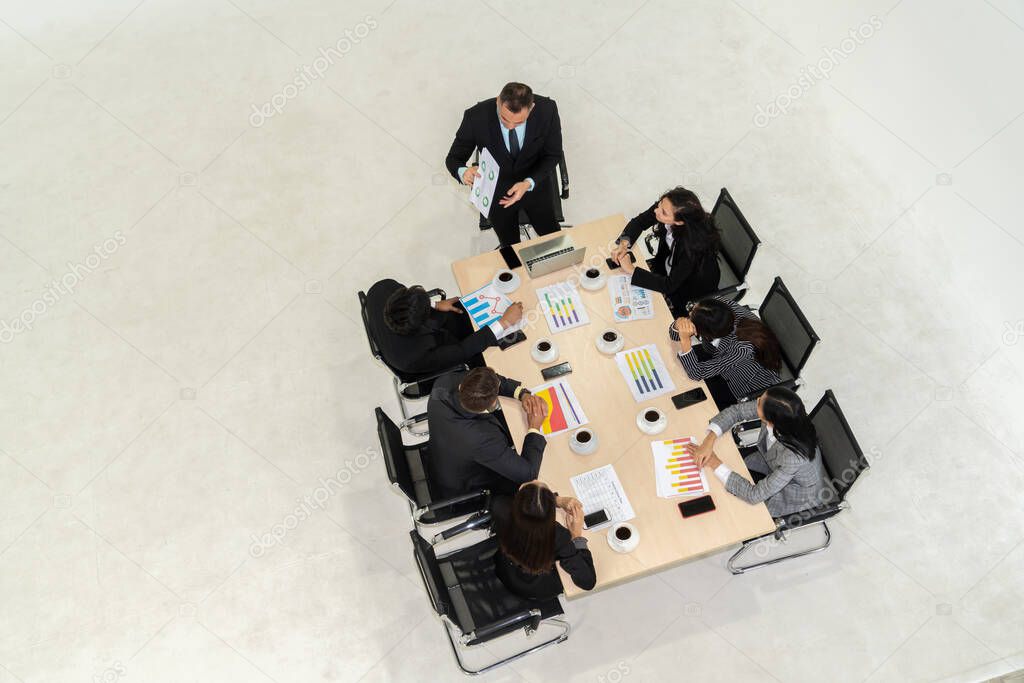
[
  {"x1": 405, "y1": 324, "x2": 497, "y2": 375},
  {"x1": 445, "y1": 107, "x2": 476, "y2": 180},
  {"x1": 555, "y1": 526, "x2": 596, "y2": 591},
  {"x1": 521, "y1": 100, "x2": 563, "y2": 184},
  {"x1": 474, "y1": 431, "x2": 545, "y2": 485},
  {"x1": 619, "y1": 203, "x2": 658, "y2": 245},
  {"x1": 496, "y1": 374, "x2": 523, "y2": 399},
  {"x1": 630, "y1": 246, "x2": 698, "y2": 297}
]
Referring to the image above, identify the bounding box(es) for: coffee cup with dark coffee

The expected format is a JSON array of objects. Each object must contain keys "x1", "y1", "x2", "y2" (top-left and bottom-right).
[
  {"x1": 607, "y1": 522, "x2": 639, "y2": 552},
  {"x1": 636, "y1": 406, "x2": 667, "y2": 434},
  {"x1": 493, "y1": 269, "x2": 520, "y2": 293},
  {"x1": 580, "y1": 265, "x2": 606, "y2": 291},
  {"x1": 596, "y1": 328, "x2": 624, "y2": 354},
  {"x1": 569, "y1": 427, "x2": 598, "y2": 455},
  {"x1": 531, "y1": 337, "x2": 559, "y2": 363}
]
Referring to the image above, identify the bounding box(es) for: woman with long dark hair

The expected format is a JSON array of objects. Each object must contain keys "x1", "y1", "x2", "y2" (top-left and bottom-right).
[
  {"x1": 672, "y1": 297, "x2": 782, "y2": 407},
  {"x1": 687, "y1": 387, "x2": 833, "y2": 516},
  {"x1": 491, "y1": 481, "x2": 596, "y2": 600},
  {"x1": 611, "y1": 187, "x2": 721, "y2": 315}
]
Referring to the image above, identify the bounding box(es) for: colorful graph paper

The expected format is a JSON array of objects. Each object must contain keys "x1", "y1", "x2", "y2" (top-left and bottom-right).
[
  {"x1": 614, "y1": 344, "x2": 677, "y2": 402},
  {"x1": 609, "y1": 274, "x2": 655, "y2": 322},
  {"x1": 530, "y1": 379, "x2": 588, "y2": 436},
  {"x1": 459, "y1": 283, "x2": 513, "y2": 330},
  {"x1": 652, "y1": 437, "x2": 709, "y2": 498},
  {"x1": 536, "y1": 281, "x2": 590, "y2": 334}
]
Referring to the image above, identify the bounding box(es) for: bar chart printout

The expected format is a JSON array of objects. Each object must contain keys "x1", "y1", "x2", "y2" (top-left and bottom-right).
[
  {"x1": 530, "y1": 379, "x2": 588, "y2": 436},
  {"x1": 459, "y1": 283, "x2": 514, "y2": 330},
  {"x1": 614, "y1": 344, "x2": 676, "y2": 401},
  {"x1": 652, "y1": 437, "x2": 709, "y2": 498},
  {"x1": 536, "y1": 281, "x2": 590, "y2": 333}
]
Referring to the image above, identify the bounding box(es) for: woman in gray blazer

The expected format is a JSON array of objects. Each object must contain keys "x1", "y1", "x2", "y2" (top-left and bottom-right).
[{"x1": 688, "y1": 387, "x2": 832, "y2": 517}]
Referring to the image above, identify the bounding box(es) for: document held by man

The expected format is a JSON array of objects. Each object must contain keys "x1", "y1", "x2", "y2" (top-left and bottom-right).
[{"x1": 470, "y1": 147, "x2": 500, "y2": 218}]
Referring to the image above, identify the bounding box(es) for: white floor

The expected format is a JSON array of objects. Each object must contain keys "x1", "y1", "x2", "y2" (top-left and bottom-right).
[{"x1": 2, "y1": 0, "x2": 1023, "y2": 681}]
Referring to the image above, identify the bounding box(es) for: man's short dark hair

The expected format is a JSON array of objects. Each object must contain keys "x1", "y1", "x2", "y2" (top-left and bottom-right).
[
  {"x1": 383, "y1": 285, "x2": 431, "y2": 335},
  {"x1": 498, "y1": 82, "x2": 534, "y2": 113},
  {"x1": 459, "y1": 367, "x2": 501, "y2": 412}
]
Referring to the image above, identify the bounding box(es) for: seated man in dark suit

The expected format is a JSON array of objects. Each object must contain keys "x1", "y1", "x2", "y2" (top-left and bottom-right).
[
  {"x1": 445, "y1": 82, "x2": 563, "y2": 246},
  {"x1": 426, "y1": 367, "x2": 548, "y2": 498},
  {"x1": 365, "y1": 279, "x2": 523, "y2": 377}
]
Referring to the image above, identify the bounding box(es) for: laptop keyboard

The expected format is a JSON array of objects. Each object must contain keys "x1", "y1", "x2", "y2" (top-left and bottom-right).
[{"x1": 526, "y1": 246, "x2": 575, "y2": 269}]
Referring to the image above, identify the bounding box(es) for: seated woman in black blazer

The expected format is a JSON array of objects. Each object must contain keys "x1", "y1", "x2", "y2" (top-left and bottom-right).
[
  {"x1": 673, "y1": 297, "x2": 782, "y2": 407},
  {"x1": 611, "y1": 187, "x2": 721, "y2": 315},
  {"x1": 491, "y1": 481, "x2": 596, "y2": 600}
]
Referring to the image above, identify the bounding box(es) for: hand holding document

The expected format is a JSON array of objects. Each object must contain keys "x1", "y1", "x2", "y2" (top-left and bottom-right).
[{"x1": 470, "y1": 147, "x2": 500, "y2": 218}]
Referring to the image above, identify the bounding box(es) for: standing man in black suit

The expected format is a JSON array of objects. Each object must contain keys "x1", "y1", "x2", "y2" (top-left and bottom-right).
[{"x1": 445, "y1": 82, "x2": 563, "y2": 246}]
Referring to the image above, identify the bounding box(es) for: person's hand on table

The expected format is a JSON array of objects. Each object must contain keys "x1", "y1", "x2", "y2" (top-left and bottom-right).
[
  {"x1": 564, "y1": 504, "x2": 584, "y2": 538},
  {"x1": 674, "y1": 316, "x2": 695, "y2": 353},
  {"x1": 610, "y1": 240, "x2": 630, "y2": 262},
  {"x1": 499, "y1": 302, "x2": 524, "y2": 327},
  {"x1": 435, "y1": 297, "x2": 463, "y2": 314},
  {"x1": 523, "y1": 395, "x2": 548, "y2": 431},
  {"x1": 701, "y1": 452, "x2": 722, "y2": 471},
  {"x1": 614, "y1": 250, "x2": 635, "y2": 275},
  {"x1": 683, "y1": 439, "x2": 715, "y2": 467},
  {"x1": 556, "y1": 496, "x2": 583, "y2": 517},
  {"x1": 461, "y1": 166, "x2": 481, "y2": 185},
  {"x1": 499, "y1": 181, "x2": 531, "y2": 207}
]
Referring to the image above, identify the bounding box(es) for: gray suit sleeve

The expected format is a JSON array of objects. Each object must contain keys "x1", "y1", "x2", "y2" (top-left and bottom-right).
[
  {"x1": 725, "y1": 449, "x2": 803, "y2": 506},
  {"x1": 709, "y1": 400, "x2": 760, "y2": 435}
]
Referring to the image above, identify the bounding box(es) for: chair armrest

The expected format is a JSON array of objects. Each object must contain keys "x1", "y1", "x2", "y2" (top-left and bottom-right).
[
  {"x1": 432, "y1": 512, "x2": 492, "y2": 543},
  {"x1": 557, "y1": 154, "x2": 569, "y2": 199},
  {"x1": 464, "y1": 608, "x2": 542, "y2": 644},
  {"x1": 644, "y1": 233, "x2": 658, "y2": 259},
  {"x1": 415, "y1": 489, "x2": 490, "y2": 521},
  {"x1": 735, "y1": 379, "x2": 799, "y2": 404},
  {"x1": 775, "y1": 503, "x2": 843, "y2": 534},
  {"x1": 424, "y1": 288, "x2": 447, "y2": 302},
  {"x1": 397, "y1": 363, "x2": 469, "y2": 390},
  {"x1": 398, "y1": 412, "x2": 429, "y2": 431}
]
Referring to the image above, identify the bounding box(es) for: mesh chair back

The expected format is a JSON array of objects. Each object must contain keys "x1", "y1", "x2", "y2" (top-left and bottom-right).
[
  {"x1": 810, "y1": 390, "x2": 869, "y2": 502},
  {"x1": 375, "y1": 407, "x2": 417, "y2": 503},
  {"x1": 712, "y1": 188, "x2": 760, "y2": 283},
  {"x1": 758, "y1": 277, "x2": 819, "y2": 380},
  {"x1": 410, "y1": 530, "x2": 452, "y2": 620}
]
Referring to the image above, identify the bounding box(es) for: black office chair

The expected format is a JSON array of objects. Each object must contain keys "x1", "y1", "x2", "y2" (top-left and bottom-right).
[
  {"x1": 727, "y1": 390, "x2": 869, "y2": 573},
  {"x1": 410, "y1": 529, "x2": 570, "y2": 674},
  {"x1": 358, "y1": 288, "x2": 467, "y2": 437},
  {"x1": 477, "y1": 149, "x2": 571, "y2": 241},
  {"x1": 643, "y1": 187, "x2": 761, "y2": 305},
  {"x1": 737, "y1": 277, "x2": 820, "y2": 397},
  {"x1": 375, "y1": 407, "x2": 490, "y2": 532}
]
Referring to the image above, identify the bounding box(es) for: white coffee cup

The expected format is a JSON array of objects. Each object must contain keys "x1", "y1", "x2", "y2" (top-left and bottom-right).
[
  {"x1": 493, "y1": 269, "x2": 520, "y2": 294},
  {"x1": 596, "y1": 329, "x2": 624, "y2": 355},
  {"x1": 607, "y1": 523, "x2": 639, "y2": 553},
  {"x1": 569, "y1": 428, "x2": 598, "y2": 455},
  {"x1": 579, "y1": 266, "x2": 606, "y2": 291},
  {"x1": 531, "y1": 338, "x2": 559, "y2": 364},
  {"x1": 636, "y1": 407, "x2": 667, "y2": 435}
]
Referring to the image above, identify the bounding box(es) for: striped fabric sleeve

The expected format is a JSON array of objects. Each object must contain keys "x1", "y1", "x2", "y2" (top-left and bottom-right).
[{"x1": 679, "y1": 338, "x2": 749, "y2": 381}]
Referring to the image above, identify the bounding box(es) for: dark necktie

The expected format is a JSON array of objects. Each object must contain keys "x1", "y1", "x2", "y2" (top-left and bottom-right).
[{"x1": 508, "y1": 127, "x2": 520, "y2": 159}]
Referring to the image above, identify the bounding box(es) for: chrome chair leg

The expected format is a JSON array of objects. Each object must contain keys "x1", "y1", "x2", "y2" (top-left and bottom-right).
[
  {"x1": 728, "y1": 521, "x2": 832, "y2": 575},
  {"x1": 443, "y1": 616, "x2": 570, "y2": 676}
]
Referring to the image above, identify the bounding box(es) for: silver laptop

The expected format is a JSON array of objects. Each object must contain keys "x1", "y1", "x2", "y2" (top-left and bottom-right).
[{"x1": 518, "y1": 235, "x2": 586, "y2": 278}]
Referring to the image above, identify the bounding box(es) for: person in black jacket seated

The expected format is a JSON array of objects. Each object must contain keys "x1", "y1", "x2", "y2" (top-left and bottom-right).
[
  {"x1": 426, "y1": 367, "x2": 548, "y2": 498},
  {"x1": 492, "y1": 481, "x2": 596, "y2": 600},
  {"x1": 365, "y1": 279, "x2": 524, "y2": 377},
  {"x1": 610, "y1": 187, "x2": 721, "y2": 315}
]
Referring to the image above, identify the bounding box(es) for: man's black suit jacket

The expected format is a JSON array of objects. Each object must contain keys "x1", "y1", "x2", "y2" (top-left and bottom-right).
[
  {"x1": 445, "y1": 96, "x2": 562, "y2": 193},
  {"x1": 364, "y1": 279, "x2": 496, "y2": 378},
  {"x1": 426, "y1": 369, "x2": 545, "y2": 499}
]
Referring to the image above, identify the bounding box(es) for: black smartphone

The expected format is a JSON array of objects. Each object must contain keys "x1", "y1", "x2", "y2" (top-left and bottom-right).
[
  {"x1": 583, "y1": 509, "x2": 609, "y2": 529},
  {"x1": 671, "y1": 387, "x2": 707, "y2": 410},
  {"x1": 500, "y1": 245, "x2": 523, "y2": 269},
  {"x1": 540, "y1": 361, "x2": 572, "y2": 381},
  {"x1": 605, "y1": 252, "x2": 635, "y2": 270},
  {"x1": 678, "y1": 495, "x2": 716, "y2": 518},
  {"x1": 497, "y1": 329, "x2": 527, "y2": 350}
]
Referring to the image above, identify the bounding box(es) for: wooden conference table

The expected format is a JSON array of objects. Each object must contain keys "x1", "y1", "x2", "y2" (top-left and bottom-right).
[{"x1": 451, "y1": 215, "x2": 775, "y2": 597}]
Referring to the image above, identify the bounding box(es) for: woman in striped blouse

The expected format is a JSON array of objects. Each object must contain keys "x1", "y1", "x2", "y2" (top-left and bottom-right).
[{"x1": 672, "y1": 298, "x2": 782, "y2": 407}]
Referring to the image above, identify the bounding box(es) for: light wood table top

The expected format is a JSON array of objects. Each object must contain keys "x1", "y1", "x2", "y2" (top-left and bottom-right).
[{"x1": 451, "y1": 215, "x2": 775, "y2": 597}]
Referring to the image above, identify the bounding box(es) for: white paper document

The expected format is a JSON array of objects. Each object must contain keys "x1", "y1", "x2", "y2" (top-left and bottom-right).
[
  {"x1": 470, "y1": 147, "x2": 500, "y2": 218},
  {"x1": 570, "y1": 464, "x2": 635, "y2": 524}
]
